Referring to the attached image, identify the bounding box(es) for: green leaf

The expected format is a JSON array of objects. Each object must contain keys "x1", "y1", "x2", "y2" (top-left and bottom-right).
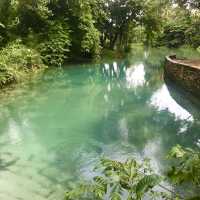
[
  {"x1": 110, "y1": 192, "x2": 121, "y2": 200},
  {"x1": 0, "y1": 22, "x2": 5, "y2": 28},
  {"x1": 136, "y1": 174, "x2": 162, "y2": 199},
  {"x1": 93, "y1": 184, "x2": 106, "y2": 199},
  {"x1": 94, "y1": 176, "x2": 107, "y2": 186},
  {"x1": 110, "y1": 183, "x2": 123, "y2": 200},
  {"x1": 168, "y1": 145, "x2": 186, "y2": 158}
]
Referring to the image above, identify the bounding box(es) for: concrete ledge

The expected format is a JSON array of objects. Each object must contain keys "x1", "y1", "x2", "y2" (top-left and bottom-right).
[{"x1": 164, "y1": 55, "x2": 200, "y2": 98}]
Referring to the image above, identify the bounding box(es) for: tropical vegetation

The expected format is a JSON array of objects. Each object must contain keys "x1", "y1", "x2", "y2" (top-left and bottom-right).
[
  {"x1": 0, "y1": 0, "x2": 200, "y2": 87},
  {"x1": 0, "y1": 1, "x2": 199, "y2": 199},
  {"x1": 65, "y1": 145, "x2": 200, "y2": 200}
]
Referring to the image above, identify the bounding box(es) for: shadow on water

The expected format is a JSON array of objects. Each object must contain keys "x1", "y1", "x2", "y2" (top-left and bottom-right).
[{"x1": 164, "y1": 77, "x2": 200, "y2": 120}]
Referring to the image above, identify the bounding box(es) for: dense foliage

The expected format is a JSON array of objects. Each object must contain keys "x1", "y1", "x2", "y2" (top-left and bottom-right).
[
  {"x1": 38, "y1": 21, "x2": 71, "y2": 66},
  {"x1": 0, "y1": 0, "x2": 200, "y2": 86},
  {"x1": 0, "y1": 0, "x2": 199, "y2": 56},
  {"x1": 66, "y1": 158, "x2": 166, "y2": 200},
  {"x1": 167, "y1": 145, "x2": 200, "y2": 187},
  {"x1": 0, "y1": 40, "x2": 45, "y2": 87},
  {"x1": 65, "y1": 145, "x2": 200, "y2": 200}
]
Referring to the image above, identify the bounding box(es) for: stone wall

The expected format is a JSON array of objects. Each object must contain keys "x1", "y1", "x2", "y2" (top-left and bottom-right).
[{"x1": 164, "y1": 56, "x2": 200, "y2": 98}]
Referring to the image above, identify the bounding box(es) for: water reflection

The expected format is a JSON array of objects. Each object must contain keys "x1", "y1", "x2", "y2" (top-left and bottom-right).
[
  {"x1": 150, "y1": 85, "x2": 194, "y2": 122},
  {"x1": 118, "y1": 118, "x2": 129, "y2": 143},
  {"x1": 0, "y1": 47, "x2": 199, "y2": 199},
  {"x1": 113, "y1": 62, "x2": 120, "y2": 77},
  {"x1": 103, "y1": 62, "x2": 126, "y2": 80},
  {"x1": 7, "y1": 119, "x2": 22, "y2": 145},
  {"x1": 126, "y1": 63, "x2": 146, "y2": 89},
  {"x1": 143, "y1": 139, "x2": 162, "y2": 173},
  {"x1": 164, "y1": 77, "x2": 200, "y2": 120}
]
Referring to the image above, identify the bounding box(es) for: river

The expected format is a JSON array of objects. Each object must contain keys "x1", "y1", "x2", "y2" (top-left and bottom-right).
[{"x1": 0, "y1": 46, "x2": 199, "y2": 199}]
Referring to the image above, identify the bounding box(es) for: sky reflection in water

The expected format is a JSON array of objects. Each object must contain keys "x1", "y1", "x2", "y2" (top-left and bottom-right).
[
  {"x1": 126, "y1": 63, "x2": 146, "y2": 89},
  {"x1": 150, "y1": 85, "x2": 193, "y2": 122}
]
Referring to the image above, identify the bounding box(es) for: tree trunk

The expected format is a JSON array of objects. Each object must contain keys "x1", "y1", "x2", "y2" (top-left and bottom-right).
[{"x1": 109, "y1": 32, "x2": 118, "y2": 50}]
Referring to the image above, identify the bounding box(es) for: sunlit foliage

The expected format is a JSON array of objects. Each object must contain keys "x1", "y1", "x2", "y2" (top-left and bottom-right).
[
  {"x1": 167, "y1": 145, "x2": 200, "y2": 187},
  {"x1": 65, "y1": 158, "x2": 167, "y2": 200},
  {"x1": 38, "y1": 20, "x2": 71, "y2": 66},
  {"x1": 0, "y1": 39, "x2": 45, "y2": 87}
]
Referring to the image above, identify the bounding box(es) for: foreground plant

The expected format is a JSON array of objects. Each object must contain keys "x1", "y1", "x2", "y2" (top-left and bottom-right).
[
  {"x1": 167, "y1": 145, "x2": 200, "y2": 187},
  {"x1": 65, "y1": 158, "x2": 172, "y2": 200},
  {"x1": 65, "y1": 145, "x2": 200, "y2": 200}
]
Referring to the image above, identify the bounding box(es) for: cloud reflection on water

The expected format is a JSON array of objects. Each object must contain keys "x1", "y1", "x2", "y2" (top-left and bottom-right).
[
  {"x1": 126, "y1": 63, "x2": 146, "y2": 89},
  {"x1": 150, "y1": 85, "x2": 194, "y2": 122}
]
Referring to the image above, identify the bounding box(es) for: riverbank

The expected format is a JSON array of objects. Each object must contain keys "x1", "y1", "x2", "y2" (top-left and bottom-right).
[
  {"x1": 0, "y1": 43, "x2": 200, "y2": 91},
  {"x1": 0, "y1": 43, "x2": 125, "y2": 90}
]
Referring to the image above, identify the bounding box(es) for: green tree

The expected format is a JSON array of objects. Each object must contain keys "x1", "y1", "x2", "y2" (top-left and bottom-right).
[
  {"x1": 38, "y1": 20, "x2": 71, "y2": 66},
  {"x1": 67, "y1": 0, "x2": 101, "y2": 57},
  {"x1": 141, "y1": 0, "x2": 165, "y2": 46},
  {"x1": 175, "y1": 0, "x2": 200, "y2": 9},
  {"x1": 99, "y1": 0, "x2": 144, "y2": 50}
]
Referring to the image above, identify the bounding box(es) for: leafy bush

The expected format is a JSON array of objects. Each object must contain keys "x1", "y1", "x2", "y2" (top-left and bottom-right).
[
  {"x1": 185, "y1": 18, "x2": 200, "y2": 48},
  {"x1": 68, "y1": 0, "x2": 101, "y2": 58},
  {"x1": 65, "y1": 158, "x2": 169, "y2": 200},
  {"x1": 0, "y1": 39, "x2": 45, "y2": 87},
  {"x1": 16, "y1": 0, "x2": 52, "y2": 34},
  {"x1": 80, "y1": 23, "x2": 101, "y2": 56},
  {"x1": 157, "y1": 24, "x2": 187, "y2": 48},
  {"x1": 79, "y1": 15, "x2": 101, "y2": 56},
  {"x1": 65, "y1": 145, "x2": 200, "y2": 200},
  {"x1": 38, "y1": 21, "x2": 71, "y2": 66},
  {"x1": 167, "y1": 145, "x2": 200, "y2": 187}
]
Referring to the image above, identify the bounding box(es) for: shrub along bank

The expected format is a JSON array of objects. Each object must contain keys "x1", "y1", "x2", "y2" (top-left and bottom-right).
[{"x1": 0, "y1": 40, "x2": 46, "y2": 87}]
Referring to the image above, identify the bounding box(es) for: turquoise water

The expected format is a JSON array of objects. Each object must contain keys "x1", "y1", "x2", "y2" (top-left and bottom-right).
[{"x1": 0, "y1": 47, "x2": 200, "y2": 199}]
